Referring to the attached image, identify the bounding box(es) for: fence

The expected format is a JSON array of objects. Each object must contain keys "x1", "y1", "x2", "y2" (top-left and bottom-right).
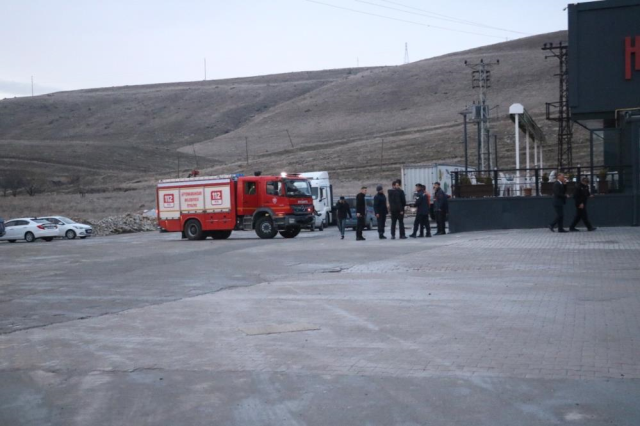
[{"x1": 451, "y1": 165, "x2": 633, "y2": 198}]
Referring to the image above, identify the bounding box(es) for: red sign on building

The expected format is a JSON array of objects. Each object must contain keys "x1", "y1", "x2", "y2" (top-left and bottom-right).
[{"x1": 625, "y1": 36, "x2": 640, "y2": 80}]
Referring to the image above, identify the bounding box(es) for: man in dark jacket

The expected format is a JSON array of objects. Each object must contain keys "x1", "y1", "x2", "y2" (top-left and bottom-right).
[
  {"x1": 373, "y1": 185, "x2": 388, "y2": 239},
  {"x1": 570, "y1": 177, "x2": 597, "y2": 232},
  {"x1": 418, "y1": 184, "x2": 431, "y2": 237},
  {"x1": 355, "y1": 187, "x2": 367, "y2": 241},
  {"x1": 335, "y1": 196, "x2": 352, "y2": 239},
  {"x1": 433, "y1": 182, "x2": 448, "y2": 235},
  {"x1": 549, "y1": 173, "x2": 569, "y2": 233},
  {"x1": 410, "y1": 184, "x2": 431, "y2": 238},
  {"x1": 387, "y1": 180, "x2": 407, "y2": 239}
]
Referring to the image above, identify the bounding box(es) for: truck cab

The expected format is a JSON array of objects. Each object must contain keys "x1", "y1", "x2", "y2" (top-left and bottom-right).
[
  {"x1": 299, "y1": 171, "x2": 334, "y2": 228},
  {"x1": 235, "y1": 175, "x2": 315, "y2": 238}
]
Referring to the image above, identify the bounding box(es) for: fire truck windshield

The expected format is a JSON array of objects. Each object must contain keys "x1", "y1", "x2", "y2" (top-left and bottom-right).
[{"x1": 284, "y1": 179, "x2": 312, "y2": 197}]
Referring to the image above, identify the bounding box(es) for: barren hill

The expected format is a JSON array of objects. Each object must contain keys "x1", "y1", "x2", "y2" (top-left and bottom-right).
[{"x1": 1, "y1": 30, "x2": 589, "y2": 204}]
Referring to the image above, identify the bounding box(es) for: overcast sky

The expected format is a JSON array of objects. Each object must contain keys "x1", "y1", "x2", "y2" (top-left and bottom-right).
[{"x1": 1, "y1": 0, "x2": 581, "y2": 99}]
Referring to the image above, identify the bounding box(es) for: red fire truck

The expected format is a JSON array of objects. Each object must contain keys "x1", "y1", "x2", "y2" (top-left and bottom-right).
[{"x1": 156, "y1": 173, "x2": 315, "y2": 240}]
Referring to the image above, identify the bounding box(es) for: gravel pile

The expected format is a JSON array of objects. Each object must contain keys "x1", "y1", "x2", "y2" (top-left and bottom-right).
[{"x1": 90, "y1": 214, "x2": 158, "y2": 236}]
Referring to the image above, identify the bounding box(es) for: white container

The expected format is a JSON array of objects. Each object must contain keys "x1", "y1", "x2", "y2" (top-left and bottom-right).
[{"x1": 401, "y1": 164, "x2": 473, "y2": 199}]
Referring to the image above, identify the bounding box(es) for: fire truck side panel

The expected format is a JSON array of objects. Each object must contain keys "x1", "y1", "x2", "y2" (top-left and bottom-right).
[{"x1": 157, "y1": 178, "x2": 237, "y2": 233}]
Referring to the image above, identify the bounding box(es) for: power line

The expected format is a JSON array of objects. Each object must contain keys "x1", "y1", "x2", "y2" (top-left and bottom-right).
[
  {"x1": 377, "y1": 0, "x2": 530, "y2": 35},
  {"x1": 305, "y1": 0, "x2": 507, "y2": 40}
]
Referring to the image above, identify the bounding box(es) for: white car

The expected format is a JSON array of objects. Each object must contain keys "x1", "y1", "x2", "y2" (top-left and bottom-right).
[
  {"x1": 0, "y1": 218, "x2": 58, "y2": 243},
  {"x1": 40, "y1": 216, "x2": 93, "y2": 239}
]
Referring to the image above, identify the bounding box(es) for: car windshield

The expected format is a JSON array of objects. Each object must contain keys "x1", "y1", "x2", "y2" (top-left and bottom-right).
[
  {"x1": 58, "y1": 217, "x2": 74, "y2": 224},
  {"x1": 284, "y1": 180, "x2": 311, "y2": 197},
  {"x1": 311, "y1": 187, "x2": 319, "y2": 200}
]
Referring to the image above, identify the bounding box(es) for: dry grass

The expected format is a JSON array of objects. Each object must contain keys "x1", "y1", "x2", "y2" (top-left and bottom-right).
[
  {"x1": 0, "y1": 189, "x2": 156, "y2": 222},
  {"x1": 1, "y1": 30, "x2": 588, "y2": 207}
]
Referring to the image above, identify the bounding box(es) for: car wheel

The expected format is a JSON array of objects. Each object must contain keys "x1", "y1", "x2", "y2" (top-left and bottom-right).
[
  {"x1": 65, "y1": 230, "x2": 77, "y2": 240},
  {"x1": 8, "y1": 240, "x2": 16, "y2": 243},
  {"x1": 255, "y1": 217, "x2": 278, "y2": 239},
  {"x1": 43, "y1": 237, "x2": 54, "y2": 242},
  {"x1": 279, "y1": 227, "x2": 301, "y2": 238},
  {"x1": 184, "y1": 219, "x2": 205, "y2": 241},
  {"x1": 25, "y1": 232, "x2": 36, "y2": 243}
]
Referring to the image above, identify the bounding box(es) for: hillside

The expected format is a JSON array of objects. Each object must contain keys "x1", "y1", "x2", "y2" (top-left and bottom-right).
[
  {"x1": 0, "y1": 68, "x2": 377, "y2": 190},
  {"x1": 0, "y1": 30, "x2": 594, "y2": 214}
]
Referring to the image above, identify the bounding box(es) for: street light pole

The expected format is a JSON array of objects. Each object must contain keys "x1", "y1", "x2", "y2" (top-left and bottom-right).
[{"x1": 460, "y1": 109, "x2": 470, "y2": 172}]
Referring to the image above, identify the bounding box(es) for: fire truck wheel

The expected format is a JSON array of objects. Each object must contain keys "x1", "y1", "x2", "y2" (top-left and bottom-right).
[
  {"x1": 212, "y1": 230, "x2": 232, "y2": 240},
  {"x1": 255, "y1": 217, "x2": 278, "y2": 239},
  {"x1": 279, "y1": 227, "x2": 301, "y2": 238},
  {"x1": 184, "y1": 220, "x2": 205, "y2": 240}
]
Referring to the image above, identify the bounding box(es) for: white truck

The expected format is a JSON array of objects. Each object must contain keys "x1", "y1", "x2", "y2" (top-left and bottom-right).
[
  {"x1": 401, "y1": 163, "x2": 473, "y2": 199},
  {"x1": 299, "y1": 171, "x2": 334, "y2": 229}
]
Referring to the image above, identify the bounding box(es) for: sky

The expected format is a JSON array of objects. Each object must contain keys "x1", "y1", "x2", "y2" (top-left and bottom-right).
[{"x1": 0, "y1": 0, "x2": 584, "y2": 99}]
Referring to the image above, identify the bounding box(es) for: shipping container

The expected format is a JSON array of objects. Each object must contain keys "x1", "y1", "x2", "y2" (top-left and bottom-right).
[{"x1": 401, "y1": 164, "x2": 474, "y2": 201}]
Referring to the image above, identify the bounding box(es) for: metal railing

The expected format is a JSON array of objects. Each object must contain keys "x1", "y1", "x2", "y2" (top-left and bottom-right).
[{"x1": 451, "y1": 165, "x2": 633, "y2": 198}]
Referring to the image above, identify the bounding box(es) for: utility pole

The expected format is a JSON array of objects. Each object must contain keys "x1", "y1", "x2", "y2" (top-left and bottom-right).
[
  {"x1": 459, "y1": 108, "x2": 471, "y2": 172},
  {"x1": 494, "y1": 134, "x2": 499, "y2": 169},
  {"x1": 286, "y1": 129, "x2": 294, "y2": 149},
  {"x1": 404, "y1": 43, "x2": 410, "y2": 64},
  {"x1": 542, "y1": 42, "x2": 573, "y2": 169},
  {"x1": 192, "y1": 144, "x2": 199, "y2": 170},
  {"x1": 476, "y1": 107, "x2": 482, "y2": 170},
  {"x1": 465, "y1": 59, "x2": 499, "y2": 170}
]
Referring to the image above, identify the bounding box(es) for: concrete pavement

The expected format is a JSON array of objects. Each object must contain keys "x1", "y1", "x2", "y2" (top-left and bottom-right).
[{"x1": 1, "y1": 226, "x2": 639, "y2": 425}]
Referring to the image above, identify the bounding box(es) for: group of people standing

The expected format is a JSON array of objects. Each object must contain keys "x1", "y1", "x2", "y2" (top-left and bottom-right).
[{"x1": 334, "y1": 179, "x2": 449, "y2": 241}]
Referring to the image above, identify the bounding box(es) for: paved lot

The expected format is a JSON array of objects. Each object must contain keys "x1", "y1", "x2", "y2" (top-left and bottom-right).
[{"x1": 1, "y1": 226, "x2": 639, "y2": 425}]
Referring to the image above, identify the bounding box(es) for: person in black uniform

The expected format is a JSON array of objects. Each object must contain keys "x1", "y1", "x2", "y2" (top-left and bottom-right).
[
  {"x1": 433, "y1": 182, "x2": 448, "y2": 235},
  {"x1": 355, "y1": 186, "x2": 367, "y2": 241},
  {"x1": 549, "y1": 173, "x2": 569, "y2": 233},
  {"x1": 418, "y1": 184, "x2": 431, "y2": 237},
  {"x1": 373, "y1": 185, "x2": 388, "y2": 239},
  {"x1": 410, "y1": 184, "x2": 431, "y2": 238},
  {"x1": 387, "y1": 180, "x2": 407, "y2": 240},
  {"x1": 570, "y1": 177, "x2": 597, "y2": 232},
  {"x1": 335, "y1": 196, "x2": 352, "y2": 239}
]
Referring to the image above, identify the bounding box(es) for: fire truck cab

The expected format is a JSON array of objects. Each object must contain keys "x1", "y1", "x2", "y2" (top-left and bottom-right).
[{"x1": 157, "y1": 174, "x2": 315, "y2": 240}]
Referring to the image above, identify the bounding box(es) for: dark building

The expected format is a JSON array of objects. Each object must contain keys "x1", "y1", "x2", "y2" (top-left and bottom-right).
[{"x1": 569, "y1": 0, "x2": 640, "y2": 224}]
